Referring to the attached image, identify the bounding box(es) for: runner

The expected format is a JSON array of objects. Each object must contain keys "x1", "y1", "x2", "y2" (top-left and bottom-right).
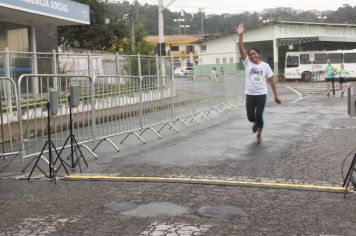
[
  {"x1": 210, "y1": 67, "x2": 217, "y2": 81},
  {"x1": 325, "y1": 59, "x2": 337, "y2": 96},
  {"x1": 236, "y1": 23, "x2": 281, "y2": 143},
  {"x1": 337, "y1": 64, "x2": 349, "y2": 97}
]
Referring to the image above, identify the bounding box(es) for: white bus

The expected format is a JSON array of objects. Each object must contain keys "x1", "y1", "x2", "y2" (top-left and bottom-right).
[{"x1": 284, "y1": 49, "x2": 356, "y2": 80}]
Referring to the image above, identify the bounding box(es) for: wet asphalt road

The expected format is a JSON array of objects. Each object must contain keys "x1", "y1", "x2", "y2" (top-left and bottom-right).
[{"x1": 1, "y1": 82, "x2": 356, "y2": 235}]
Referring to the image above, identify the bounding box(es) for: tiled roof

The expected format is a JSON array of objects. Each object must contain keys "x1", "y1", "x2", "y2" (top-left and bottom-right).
[{"x1": 145, "y1": 35, "x2": 200, "y2": 44}]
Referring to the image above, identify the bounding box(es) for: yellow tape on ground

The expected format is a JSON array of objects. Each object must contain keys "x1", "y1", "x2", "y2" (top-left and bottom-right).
[{"x1": 63, "y1": 175, "x2": 349, "y2": 192}]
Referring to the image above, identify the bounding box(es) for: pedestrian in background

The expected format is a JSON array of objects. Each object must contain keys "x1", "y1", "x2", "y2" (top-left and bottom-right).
[
  {"x1": 337, "y1": 64, "x2": 350, "y2": 97},
  {"x1": 325, "y1": 59, "x2": 337, "y2": 96},
  {"x1": 210, "y1": 67, "x2": 217, "y2": 81},
  {"x1": 220, "y1": 66, "x2": 225, "y2": 79},
  {"x1": 236, "y1": 23, "x2": 281, "y2": 143}
]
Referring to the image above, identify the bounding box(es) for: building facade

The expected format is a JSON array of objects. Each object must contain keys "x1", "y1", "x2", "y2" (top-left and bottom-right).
[
  {"x1": 145, "y1": 35, "x2": 201, "y2": 68},
  {"x1": 198, "y1": 21, "x2": 356, "y2": 77},
  {"x1": 0, "y1": 0, "x2": 89, "y2": 52},
  {"x1": 0, "y1": 0, "x2": 90, "y2": 79}
]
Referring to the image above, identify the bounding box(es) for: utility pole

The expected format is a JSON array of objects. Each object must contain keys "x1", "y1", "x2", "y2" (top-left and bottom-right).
[
  {"x1": 199, "y1": 8, "x2": 204, "y2": 39},
  {"x1": 130, "y1": 5, "x2": 136, "y2": 52},
  {"x1": 158, "y1": 0, "x2": 164, "y2": 56},
  {"x1": 157, "y1": 0, "x2": 177, "y2": 75}
]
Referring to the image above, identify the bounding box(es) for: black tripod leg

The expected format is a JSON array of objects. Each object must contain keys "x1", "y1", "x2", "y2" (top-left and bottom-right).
[
  {"x1": 71, "y1": 144, "x2": 82, "y2": 173},
  {"x1": 74, "y1": 138, "x2": 88, "y2": 167},
  {"x1": 51, "y1": 142, "x2": 69, "y2": 176},
  {"x1": 343, "y1": 152, "x2": 356, "y2": 187},
  {"x1": 58, "y1": 135, "x2": 71, "y2": 156},
  {"x1": 343, "y1": 152, "x2": 356, "y2": 197},
  {"x1": 54, "y1": 135, "x2": 72, "y2": 167},
  {"x1": 27, "y1": 141, "x2": 48, "y2": 180}
]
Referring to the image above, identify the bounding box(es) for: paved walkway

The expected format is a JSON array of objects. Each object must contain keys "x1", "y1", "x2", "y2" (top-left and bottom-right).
[{"x1": 1, "y1": 82, "x2": 356, "y2": 235}]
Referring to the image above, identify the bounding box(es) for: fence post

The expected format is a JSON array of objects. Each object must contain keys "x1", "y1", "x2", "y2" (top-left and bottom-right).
[
  {"x1": 170, "y1": 56, "x2": 175, "y2": 122},
  {"x1": 209, "y1": 74, "x2": 213, "y2": 110},
  {"x1": 31, "y1": 27, "x2": 39, "y2": 97},
  {"x1": 138, "y1": 53, "x2": 143, "y2": 130},
  {"x1": 16, "y1": 77, "x2": 25, "y2": 161},
  {"x1": 91, "y1": 75, "x2": 96, "y2": 143},
  {"x1": 4, "y1": 48, "x2": 12, "y2": 111},
  {"x1": 88, "y1": 52, "x2": 93, "y2": 78},
  {"x1": 115, "y1": 52, "x2": 120, "y2": 75},
  {"x1": 192, "y1": 75, "x2": 196, "y2": 115},
  {"x1": 52, "y1": 49, "x2": 58, "y2": 90},
  {"x1": 4, "y1": 48, "x2": 10, "y2": 78},
  {"x1": 156, "y1": 54, "x2": 163, "y2": 99}
]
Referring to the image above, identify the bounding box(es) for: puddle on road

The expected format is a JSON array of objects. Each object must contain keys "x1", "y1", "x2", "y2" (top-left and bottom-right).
[
  {"x1": 198, "y1": 205, "x2": 246, "y2": 219},
  {"x1": 104, "y1": 201, "x2": 138, "y2": 212},
  {"x1": 105, "y1": 201, "x2": 188, "y2": 217}
]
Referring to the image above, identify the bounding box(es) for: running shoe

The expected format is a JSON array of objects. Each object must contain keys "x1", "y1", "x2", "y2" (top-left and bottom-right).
[
  {"x1": 252, "y1": 124, "x2": 257, "y2": 133},
  {"x1": 256, "y1": 134, "x2": 262, "y2": 143}
]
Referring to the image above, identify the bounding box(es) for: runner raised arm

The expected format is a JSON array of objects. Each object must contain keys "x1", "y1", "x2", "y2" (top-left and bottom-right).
[{"x1": 236, "y1": 23, "x2": 247, "y2": 60}]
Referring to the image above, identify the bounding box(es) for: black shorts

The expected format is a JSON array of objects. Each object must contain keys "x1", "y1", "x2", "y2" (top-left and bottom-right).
[
  {"x1": 326, "y1": 78, "x2": 335, "y2": 82},
  {"x1": 339, "y1": 77, "x2": 346, "y2": 83}
]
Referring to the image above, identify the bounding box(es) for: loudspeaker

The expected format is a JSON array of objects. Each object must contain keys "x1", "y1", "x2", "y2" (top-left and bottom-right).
[
  {"x1": 69, "y1": 83, "x2": 80, "y2": 108},
  {"x1": 49, "y1": 89, "x2": 59, "y2": 115}
]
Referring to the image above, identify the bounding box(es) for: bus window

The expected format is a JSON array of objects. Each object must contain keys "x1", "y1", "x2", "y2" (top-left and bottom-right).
[
  {"x1": 344, "y1": 53, "x2": 356, "y2": 63},
  {"x1": 300, "y1": 54, "x2": 311, "y2": 64},
  {"x1": 286, "y1": 56, "x2": 298, "y2": 68},
  {"x1": 314, "y1": 53, "x2": 327, "y2": 64},
  {"x1": 327, "y1": 53, "x2": 343, "y2": 63}
]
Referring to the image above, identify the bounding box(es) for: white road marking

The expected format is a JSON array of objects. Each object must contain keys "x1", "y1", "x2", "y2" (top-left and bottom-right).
[{"x1": 286, "y1": 85, "x2": 305, "y2": 103}]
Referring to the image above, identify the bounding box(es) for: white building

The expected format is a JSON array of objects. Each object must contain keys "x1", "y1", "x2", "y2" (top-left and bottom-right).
[{"x1": 197, "y1": 21, "x2": 356, "y2": 77}]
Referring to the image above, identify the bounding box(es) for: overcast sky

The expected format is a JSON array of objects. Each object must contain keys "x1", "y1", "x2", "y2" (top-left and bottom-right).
[{"x1": 108, "y1": 0, "x2": 356, "y2": 14}]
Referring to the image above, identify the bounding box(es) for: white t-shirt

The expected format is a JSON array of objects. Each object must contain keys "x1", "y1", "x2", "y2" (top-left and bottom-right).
[{"x1": 242, "y1": 57, "x2": 273, "y2": 95}]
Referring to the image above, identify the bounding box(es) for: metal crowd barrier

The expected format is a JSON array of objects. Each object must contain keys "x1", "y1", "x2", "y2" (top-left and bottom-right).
[
  {"x1": 92, "y1": 75, "x2": 145, "y2": 152},
  {"x1": 171, "y1": 75, "x2": 196, "y2": 128},
  {"x1": 0, "y1": 72, "x2": 245, "y2": 164},
  {"x1": 17, "y1": 74, "x2": 96, "y2": 161},
  {"x1": 0, "y1": 77, "x2": 21, "y2": 159},
  {"x1": 222, "y1": 73, "x2": 246, "y2": 108},
  {"x1": 140, "y1": 75, "x2": 173, "y2": 136}
]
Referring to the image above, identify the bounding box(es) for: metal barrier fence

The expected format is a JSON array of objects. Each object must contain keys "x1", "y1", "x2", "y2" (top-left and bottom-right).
[
  {"x1": 348, "y1": 85, "x2": 356, "y2": 117},
  {"x1": 0, "y1": 77, "x2": 21, "y2": 159},
  {"x1": 93, "y1": 75, "x2": 144, "y2": 151},
  {"x1": 0, "y1": 49, "x2": 173, "y2": 81},
  {"x1": 91, "y1": 74, "x2": 244, "y2": 152},
  {"x1": 17, "y1": 74, "x2": 96, "y2": 160},
  {"x1": 0, "y1": 72, "x2": 245, "y2": 166}
]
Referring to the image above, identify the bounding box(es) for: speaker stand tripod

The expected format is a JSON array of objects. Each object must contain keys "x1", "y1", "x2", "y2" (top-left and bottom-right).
[
  {"x1": 55, "y1": 96, "x2": 88, "y2": 172},
  {"x1": 27, "y1": 102, "x2": 69, "y2": 182},
  {"x1": 343, "y1": 150, "x2": 356, "y2": 196}
]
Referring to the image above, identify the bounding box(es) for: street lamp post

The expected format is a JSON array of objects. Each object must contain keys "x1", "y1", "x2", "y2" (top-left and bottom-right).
[
  {"x1": 122, "y1": 8, "x2": 136, "y2": 52},
  {"x1": 318, "y1": 15, "x2": 327, "y2": 22},
  {"x1": 180, "y1": 25, "x2": 190, "y2": 35},
  {"x1": 174, "y1": 18, "x2": 185, "y2": 35}
]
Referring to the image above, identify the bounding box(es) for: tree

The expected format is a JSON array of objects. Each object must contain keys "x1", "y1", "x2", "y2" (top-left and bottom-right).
[
  {"x1": 58, "y1": 0, "x2": 127, "y2": 50},
  {"x1": 110, "y1": 22, "x2": 155, "y2": 55}
]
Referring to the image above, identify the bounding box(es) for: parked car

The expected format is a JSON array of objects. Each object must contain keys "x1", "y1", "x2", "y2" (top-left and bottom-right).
[{"x1": 174, "y1": 67, "x2": 194, "y2": 76}]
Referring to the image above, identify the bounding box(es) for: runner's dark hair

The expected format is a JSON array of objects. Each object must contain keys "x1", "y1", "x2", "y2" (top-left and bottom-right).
[{"x1": 248, "y1": 48, "x2": 260, "y2": 54}]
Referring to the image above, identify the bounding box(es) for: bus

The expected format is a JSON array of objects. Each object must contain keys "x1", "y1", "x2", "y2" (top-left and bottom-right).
[{"x1": 284, "y1": 49, "x2": 356, "y2": 80}]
